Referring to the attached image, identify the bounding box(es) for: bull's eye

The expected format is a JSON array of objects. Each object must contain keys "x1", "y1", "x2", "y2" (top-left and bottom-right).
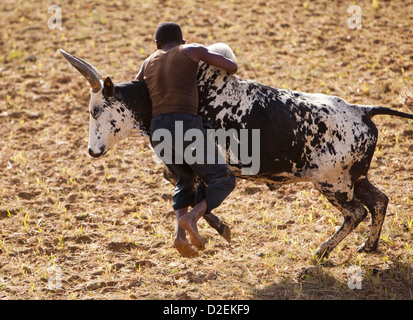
[{"x1": 91, "y1": 106, "x2": 100, "y2": 120}]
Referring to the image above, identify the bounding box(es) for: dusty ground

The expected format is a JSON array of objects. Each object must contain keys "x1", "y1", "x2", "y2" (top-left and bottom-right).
[{"x1": 0, "y1": 0, "x2": 412, "y2": 300}]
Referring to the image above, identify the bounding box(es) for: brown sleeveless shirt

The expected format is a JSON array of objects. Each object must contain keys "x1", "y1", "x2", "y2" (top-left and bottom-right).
[{"x1": 144, "y1": 45, "x2": 199, "y2": 118}]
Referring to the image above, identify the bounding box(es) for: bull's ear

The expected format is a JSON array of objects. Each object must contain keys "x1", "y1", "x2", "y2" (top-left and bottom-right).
[{"x1": 103, "y1": 76, "x2": 114, "y2": 97}]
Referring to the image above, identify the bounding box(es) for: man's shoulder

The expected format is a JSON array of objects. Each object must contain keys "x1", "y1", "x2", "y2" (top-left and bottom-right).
[
  {"x1": 184, "y1": 43, "x2": 204, "y2": 47},
  {"x1": 182, "y1": 44, "x2": 208, "y2": 62},
  {"x1": 182, "y1": 43, "x2": 206, "y2": 52}
]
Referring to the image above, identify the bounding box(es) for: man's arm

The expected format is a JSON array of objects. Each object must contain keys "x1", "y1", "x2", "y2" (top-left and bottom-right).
[
  {"x1": 183, "y1": 44, "x2": 238, "y2": 74},
  {"x1": 135, "y1": 56, "x2": 151, "y2": 80}
]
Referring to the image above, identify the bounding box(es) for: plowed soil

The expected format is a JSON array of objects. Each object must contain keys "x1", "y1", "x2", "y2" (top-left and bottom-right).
[{"x1": 0, "y1": 0, "x2": 412, "y2": 299}]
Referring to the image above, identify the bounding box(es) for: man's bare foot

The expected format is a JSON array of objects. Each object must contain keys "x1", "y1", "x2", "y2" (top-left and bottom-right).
[
  {"x1": 179, "y1": 215, "x2": 205, "y2": 250},
  {"x1": 174, "y1": 237, "x2": 198, "y2": 258}
]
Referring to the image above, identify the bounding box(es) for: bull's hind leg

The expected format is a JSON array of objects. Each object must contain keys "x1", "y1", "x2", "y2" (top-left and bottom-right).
[
  {"x1": 354, "y1": 178, "x2": 389, "y2": 252},
  {"x1": 315, "y1": 186, "x2": 368, "y2": 258}
]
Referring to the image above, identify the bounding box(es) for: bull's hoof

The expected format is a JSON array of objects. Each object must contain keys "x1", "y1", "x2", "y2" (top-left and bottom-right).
[
  {"x1": 221, "y1": 224, "x2": 231, "y2": 243},
  {"x1": 314, "y1": 248, "x2": 330, "y2": 260},
  {"x1": 356, "y1": 242, "x2": 378, "y2": 253}
]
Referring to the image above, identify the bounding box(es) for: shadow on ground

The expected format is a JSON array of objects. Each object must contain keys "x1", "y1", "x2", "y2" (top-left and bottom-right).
[{"x1": 252, "y1": 256, "x2": 413, "y2": 300}]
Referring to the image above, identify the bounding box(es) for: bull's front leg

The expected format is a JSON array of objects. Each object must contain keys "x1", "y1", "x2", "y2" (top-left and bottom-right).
[{"x1": 203, "y1": 211, "x2": 231, "y2": 242}]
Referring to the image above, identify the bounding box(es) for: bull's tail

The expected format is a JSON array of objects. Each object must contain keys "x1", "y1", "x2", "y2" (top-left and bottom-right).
[{"x1": 365, "y1": 106, "x2": 413, "y2": 120}]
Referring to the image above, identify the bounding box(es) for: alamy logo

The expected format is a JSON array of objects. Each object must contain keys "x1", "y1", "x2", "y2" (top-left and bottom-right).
[
  {"x1": 347, "y1": 265, "x2": 362, "y2": 290},
  {"x1": 151, "y1": 121, "x2": 260, "y2": 175},
  {"x1": 47, "y1": 265, "x2": 62, "y2": 290},
  {"x1": 347, "y1": 5, "x2": 362, "y2": 30},
  {"x1": 48, "y1": 5, "x2": 63, "y2": 30}
]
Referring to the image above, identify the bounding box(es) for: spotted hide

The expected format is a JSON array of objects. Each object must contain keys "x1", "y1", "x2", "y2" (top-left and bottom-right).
[{"x1": 61, "y1": 44, "x2": 413, "y2": 258}]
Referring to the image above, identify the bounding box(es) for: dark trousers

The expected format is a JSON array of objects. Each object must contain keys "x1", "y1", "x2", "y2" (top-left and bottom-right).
[{"x1": 150, "y1": 113, "x2": 236, "y2": 213}]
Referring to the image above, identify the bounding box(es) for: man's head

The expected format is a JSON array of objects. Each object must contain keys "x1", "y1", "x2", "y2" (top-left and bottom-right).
[{"x1": 155, "y1": 22, "x2": 185, "y2": 48}]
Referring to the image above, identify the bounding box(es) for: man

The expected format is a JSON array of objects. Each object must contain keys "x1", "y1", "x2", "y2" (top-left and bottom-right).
[{"x1": 136, "y1": 22, "x2": 237, "y2": 257}]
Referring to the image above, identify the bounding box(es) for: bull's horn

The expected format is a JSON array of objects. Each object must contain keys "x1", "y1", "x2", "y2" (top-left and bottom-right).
[{"x1": 60, "y1": 49, "x2": 102, "y2": 93}]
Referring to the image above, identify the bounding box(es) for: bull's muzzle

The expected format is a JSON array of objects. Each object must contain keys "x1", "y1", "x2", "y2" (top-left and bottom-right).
[{"x1": 88, "y1": 146, "x2": 106, "y2": 158}]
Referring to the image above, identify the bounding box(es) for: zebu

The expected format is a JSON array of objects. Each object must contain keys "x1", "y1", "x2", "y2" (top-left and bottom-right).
[{"x1": 60, "y1": 43, "x2": 413, "y2": 258}]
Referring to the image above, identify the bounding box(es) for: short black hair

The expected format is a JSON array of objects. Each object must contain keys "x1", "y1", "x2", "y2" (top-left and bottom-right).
[{"x1": 155, "y1": 22, "x2": 183, "y2": 45}]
